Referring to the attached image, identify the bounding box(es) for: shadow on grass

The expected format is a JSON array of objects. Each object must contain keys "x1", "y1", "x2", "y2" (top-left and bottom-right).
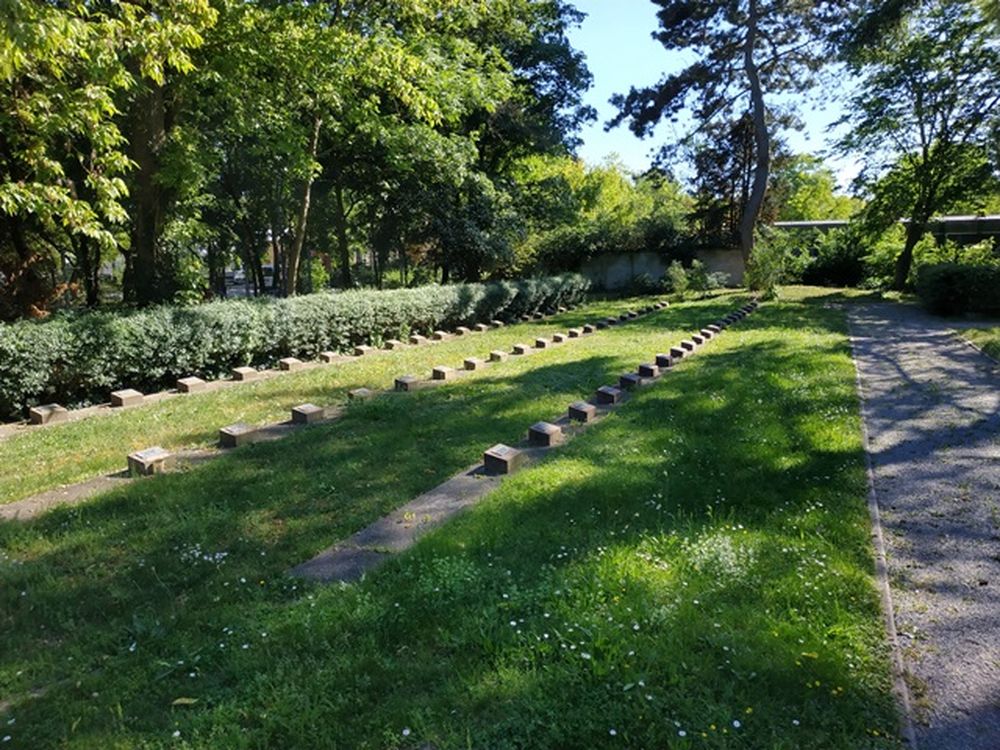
[{"x1": 0, "y1": 296, "x2": 901, "y2": 748}]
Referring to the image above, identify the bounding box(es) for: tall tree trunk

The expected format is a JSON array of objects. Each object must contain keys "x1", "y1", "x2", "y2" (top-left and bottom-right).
[
  {"x1": 739, "y1": 0, "x2": 770, "y2": 265},
  {"x1": 127, "y1": 84, "x2": 168, "y2": 305},
  {"x1": 286, "y1": 115, "x2": 322, "y2": 297},
  {"x1": 333, "y1": 176, "x2": 352, "y2": 288},
  {"x1": 893, "y1": 220, "x2": 925, "y2": 291}
]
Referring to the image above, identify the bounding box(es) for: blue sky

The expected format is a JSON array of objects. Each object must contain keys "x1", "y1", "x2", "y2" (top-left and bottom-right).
[{"x1": 565, "y1": 1, "x2": 860, "y2": 189}]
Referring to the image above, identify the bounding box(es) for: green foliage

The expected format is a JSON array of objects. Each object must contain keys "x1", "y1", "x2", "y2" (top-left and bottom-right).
[
  {"x1": 915, "y1": 263, "x2": 1000, "y2": 315},
  {"x1": 520, "y1": 156, "x2": 690, "y2": 272},
  {"x1": 771, "y1": 155, "x2": 861, "y2": 221},
  {"x1": 745, "y1": 238, "x2": 787, "y2": 298},
  {"x1": 0, "y1": 274, "x2": 589, "y2": 418},
  {"x1": 664, "y1": 261, "x2": 689, "y2": 297}
]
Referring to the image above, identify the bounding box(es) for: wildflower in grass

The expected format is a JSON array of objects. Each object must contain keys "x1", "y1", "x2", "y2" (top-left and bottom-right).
[
  {"x1": 402, "y1": 728, "x2": 411, "y2": 737},
  {"x1": 609, "y1": 728, "x2": 617, "y2": 736},
  {"x1": 733, "y1": 720, "x2": 741, "y2": 728},
  {"x1": 172, "y1": 730, "x2": 181, "y2": 738},
  {"x1": 678, "y1": 729, "x2": 686, "y2": 737}
]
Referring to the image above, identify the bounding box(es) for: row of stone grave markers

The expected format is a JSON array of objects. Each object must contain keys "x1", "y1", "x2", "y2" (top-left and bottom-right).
[
  {"x1": 481, "y1": 300, "x2": 759, "y2": 474},
  {"x1": 291, "y1": 298, "x2": 760, "y2": 583},
  {"x1": 123, "y1": 300, "x2": 673, "y2": 477},
  {"x1": 16, "y1": 301, "x2": 592, "y2": 435}
]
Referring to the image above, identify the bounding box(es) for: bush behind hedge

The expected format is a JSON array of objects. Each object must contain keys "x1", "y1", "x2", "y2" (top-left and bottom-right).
[
  {"x1": 915, "y1": 263, "x2": 1000, "y2": 316},
  {"x1": 0, "y1": 274, "x2": 590, "y2": 418}
]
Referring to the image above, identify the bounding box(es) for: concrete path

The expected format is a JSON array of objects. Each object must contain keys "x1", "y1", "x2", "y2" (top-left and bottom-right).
[{"x1": 850, "y1": 303, "x2": 1000, "y2": 750}]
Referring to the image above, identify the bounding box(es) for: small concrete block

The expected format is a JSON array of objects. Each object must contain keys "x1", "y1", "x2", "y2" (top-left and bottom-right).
[
  {"x1": 474, "y1": 323, "x2": 490, "y2": 333},
  {"x1": 111, "y1": 389, "x2": 144, "y2": 408},
  {"x1": 638, "y1": 363, "x2": 660, "y2": 378},
  {"x1": 568, "y1": 401, "x2": 597, "y2": 423},
  {"x1": 409, "y1": 334, "x2": 429, "y2": 346},
  {"x1": 627, "y1": 311, "x2": 638, "y2": 319},
  {"x1": 655, "y1": 353, "x2": 674, "y2": 368},
  {"x1": 385, "y1": 339, "x2": 405, "y2": 350},
  {"x1": 490, "y1": 320, "x2": 505, "y2": 328},
  {"x1": 520, "y1": 315, "x2": 532, "y2": 322},
  {"x1": 552, "y1": 333, "x2": 568, "y2": 343},
  {"x1": 619, "y1": 313, "x2": 630, "y2": 321},
  {"x1": 292, "y1": 403, "x2": 325, "y2": 424},
  {"x1": 464, "y1": 357, "x2": 485, "y2": 371},
  {"x1": 595, "y1": 385, "x2": 623, "y2": 405},
  {"x1": 483, "y1": 444, "x2": 525, "y2": 476},
  {"x1": 700, "y1": 329, "x2": 714, "y2": 339},
  {"x1": 567, "y1": 328, "x2": 583, "y2": 338},
  {"x1": 432, "y1": 366, "x2": 456, "y2": 381},
  {"x1": 582, "y1": 324, "x2": 597, "y2": 334},
  {"x1": 669, "y1": 346, "x2": 686, "y2": 359},
  {"x1": 28, "y1": 403, "x2": 69, "y2": 425},
  {"x1": 681, "y1": 340, "x2": 697, "y2": 352},
  {"x1": 219, "y1": 423, "x2": 257, "y2": 448},
  {"x1": 352, "y1": 346, "x2": 374, "y2": 358},
  {"x1": 534, "y1": 338, "x2": 551, "y2": 349},
  {"x1": 596, "y1": 320, "x2": 609, "y2": 330},
  {"x1": 619, "y1": 373, "x2": 643, "y2": 390},
  {"x1": 432, "y1": 330, "x2": 450, "y2": 341},
  {"x1": 127, "y1": 446, "x2": 173, "y2": 476},
  {"x1": 348, "y1": 387, "x2": 374, "y2": 401},
  {"x1": 395, "y1": 375, "x2": 419, "y2": 392},
  {"x1": 512, "y1": 343, "x2": 532, "y2": 355},
  {"x1": 558, "y1": 306, "x2": 568, "y2": 313},
  {"x1": 533, "y1": 312, "x2": 545, "y2": 320},
  {"x1": 320, "y1": 351, "x2": 340, "y2": 363},
  {"x1": 232, "y1": 366, "x2": 259, "y2": 382},
  {"x1": 280, "y1": 357, "x2": 305, "y2": 370},
  {"x1": 528, "y1": 421, "x2": 564, "y2": 447},
  {"x1": 455, "y1": 326, "x2": 472, "y2": 336},
  {"x1": 691, "y1": 334, "x2": 706, "y2": 345},
  {"x1": 707, "y1": 325, "x2": 722, "y2": 333},
  {"x1": 177, "y1": 376, "x2": 207, "y2": 394},
  {"x1": 489, "y1": 350, "x2": 508, "y2": 363},
  {"x1": 607, "y1": 317, "x2": 619, "y2": 326}
]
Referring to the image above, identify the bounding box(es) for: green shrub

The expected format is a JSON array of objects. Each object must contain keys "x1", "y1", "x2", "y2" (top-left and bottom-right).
[
  {"x1": 0, "y1": 274, "x2": 590, "y2": 418},
  {"x1": 745, "y1": 241, "x2": 785, "y2": 299},
  {"x1": 664, "y1": 261, "x2": 689, "y2": 297},
  {"x1": 915, "y1": 263, "x2": 1000, "y2": 315}
]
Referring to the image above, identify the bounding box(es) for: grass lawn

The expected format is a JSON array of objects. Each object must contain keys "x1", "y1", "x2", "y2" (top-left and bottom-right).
[
  {"x1": 962, "y1": 326, "x2": 1000, "y2": 360},
  {"x1": 0, "y1": 295, "x2": 669, "y2": 505},
  {"x1": 0, "y1": 292, "x2": 901, "y2": 748}
]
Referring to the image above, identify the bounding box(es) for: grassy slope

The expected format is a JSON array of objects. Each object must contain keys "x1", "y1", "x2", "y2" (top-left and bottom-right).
[
  {"x1": 962, "y1": 327, "x2": 1000, "y2": 360},
  {"x1": 0, "y1": 294, "x2": 901, "y2": 749},
  {"x1": 0, "y1": 297, "x2": 661, "y2": 504}
]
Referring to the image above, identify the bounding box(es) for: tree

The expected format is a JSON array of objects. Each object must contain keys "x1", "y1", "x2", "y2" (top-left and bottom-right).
[
  {"x1": 839, "y1": 0, "x2": 1000, "y2": 289},
  {"x1": 770, "y1": 154, "x2": 860, "y2": 221},
  {"x1": 610, "y1": 0, "x2": 837, "y2": 263}
]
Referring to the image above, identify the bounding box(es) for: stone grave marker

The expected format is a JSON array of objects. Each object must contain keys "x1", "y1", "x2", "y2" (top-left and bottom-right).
[
  {"x1": 28, "y1": 403, "x2": 68, "y2": 425},
  {"x1": 292, "y1": 403, "x2": 324, "y2": 424},
  {"x1": 280, "y1": 357, "x2": 306, "y2": 370},
  {"x1": 232, "y1": 366, "x2": 259, "y2": 382},
  {"x1": 568, "y1": 401, "x2": 597, "y2": 423},
  {"x1": 127, "y1": 446, "x2": 174, "y2": 476},
  {"x1": 595, "y1": 385, "x2": 623, "y2": 405},
  {"x1": 489, "y1": 350, "x2": 508, "y2": 363},
  {"x1": 528, "y1": 421, "x2": 564, "y2": 447},
  {"x1": 111, "y1": 389, "x2": 144, "y2": 408},
  {"x1": 483, "y1": 444, "x2": 525, "y2": 475},
  {"x1": 220, "y1": 423, "x2": 257, "y2": 448},
  {"x1": 177, "y1": 376, "x2": 206, "y2": 394},
  {"x1": 432, "y1": 366, "x2": 456, "y2": 381},
  {"x1": 463, "y1": 358, "x2": 485, "y2": 371}
]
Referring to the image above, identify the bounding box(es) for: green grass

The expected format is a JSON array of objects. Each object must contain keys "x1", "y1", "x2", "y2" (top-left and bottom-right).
[
  {"x1": 0, "y1": 293, "x2": 901, "y2": 748},
  {"x1": 962, "y1": 326, "x2": 1000, "y2": 360},
  {"x1": 0, "y1": 295, "x2": 672, "y2": 505}
]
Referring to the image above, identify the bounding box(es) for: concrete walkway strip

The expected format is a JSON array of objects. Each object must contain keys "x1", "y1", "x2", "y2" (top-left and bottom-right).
[{"x1": 849, "y1": 302, "x2": 1000, "y2": 750}]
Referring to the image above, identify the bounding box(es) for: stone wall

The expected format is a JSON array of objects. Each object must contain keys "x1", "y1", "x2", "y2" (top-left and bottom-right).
[{"x1": 580, "y1": 249, "x2": 745, "y2": 290}]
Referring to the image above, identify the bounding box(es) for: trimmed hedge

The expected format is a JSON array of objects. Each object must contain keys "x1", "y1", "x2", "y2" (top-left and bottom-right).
[
  {"x1": 915, "y1": 263, "x2": 1000, "y2": 316},
  {"x1": 0, "y1": 274, "x2": 590, "y2": 418}
]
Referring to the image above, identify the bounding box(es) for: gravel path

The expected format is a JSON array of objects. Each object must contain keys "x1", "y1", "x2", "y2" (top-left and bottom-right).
[{"x1": 850, "y1": 303, "x2": 1000, "y2": 750}]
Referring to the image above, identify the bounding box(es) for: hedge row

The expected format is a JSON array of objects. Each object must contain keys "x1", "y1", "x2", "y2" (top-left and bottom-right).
[
  {"x1": 0, "y1": 274, "x2": 590, "y2": 418},
  {"x1": 915, "y1": 263, "x2": 1000, "y2": 316}
]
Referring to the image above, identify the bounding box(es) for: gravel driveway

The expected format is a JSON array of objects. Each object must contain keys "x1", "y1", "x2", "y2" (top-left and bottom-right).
[{"x1": 850, "y1": 302, "x2": 1000, "y2": 750}]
